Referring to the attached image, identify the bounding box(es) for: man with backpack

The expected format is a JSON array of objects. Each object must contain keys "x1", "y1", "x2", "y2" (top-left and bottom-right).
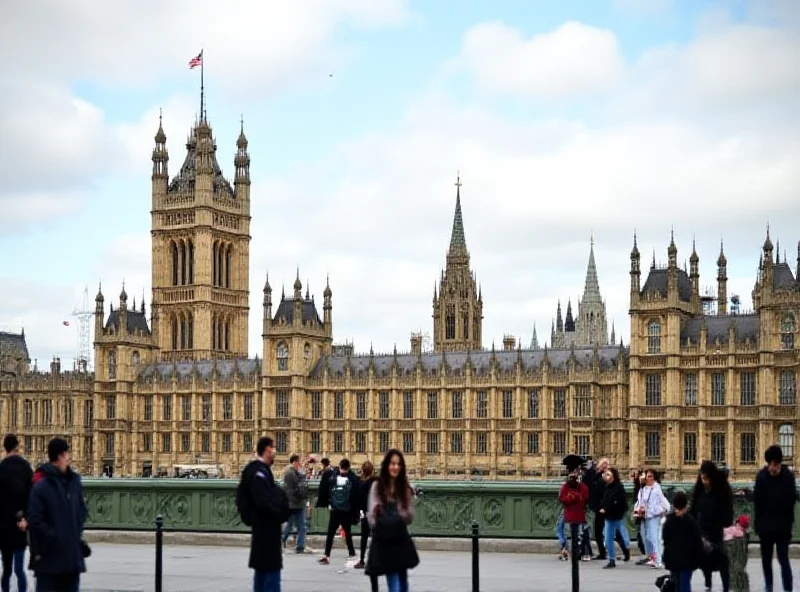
[
  {"x1": 237, "y1": 437, "x2": 291, "y2": 592},
  {"x1": 317, "y1": 458, "x2": 360, "y2": 566},
  {"x1": 282, "y1": 454, "x2": 311, "y2": 554}
]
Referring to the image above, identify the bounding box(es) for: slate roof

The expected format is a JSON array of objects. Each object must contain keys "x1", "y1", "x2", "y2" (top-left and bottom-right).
[
  {"x1": 105, "y1": 309, "x2": 151, "y2": 336},
  {"x1": 773, "y1": 263, "x2": 797, "y2": 289},
  {"x1": 273, "y1": 297, "x2": 323, "y2": 325},
  {"x1": 641, "y1": 268, "x2": 693, "y2": 302},
  {"x1": 167, "y1": 127, "x2": 234, "y2": 196},
  {"x1": 309, "y1": 345, "x2": 626, "y2": 378},
  {"x1": 136, "y1": 358, "x2": 260, "y2": 381},
  {"x1": 0, "y1": 331, "x2": 30, "y2": 361},
  {"x1": 680, "y1": 314, "x2": 760, "y2": 345}
]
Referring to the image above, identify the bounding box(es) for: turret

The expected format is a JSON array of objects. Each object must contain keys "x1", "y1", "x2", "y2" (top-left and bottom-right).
[
  {"x1": 119, "y1": 283, "x2": 128, "y2": 336},
  {"x1": 565, "y1": 300, "x2": 575, "y2": 333},
  {"x1": 151, "y1": 112, "x2": 169, "y2": 203},
  {"x1": 717, "y1": 240, "x2": 728, "y2": 315},
  {"x1": 234, "y1": 117, "x2": 250, "y2": 201},
  {"x1": 262, "y1": 272, "x2": 272, "y2": 335},
  {"x1": 630, "y1": 232, "x2": 641, "y2": 303},
  {"x1": 689, "y1": 238, "x2": 700, "y2": 311},
  {"x1": 94, "y1": 283, "x2": 104, "y2": 339},
  {"x1": 293, "y1": 270, "x2": 302, "y2": 326},
  {"x1": 323, "y1": 275, "x2": 332, "y2": 337}
]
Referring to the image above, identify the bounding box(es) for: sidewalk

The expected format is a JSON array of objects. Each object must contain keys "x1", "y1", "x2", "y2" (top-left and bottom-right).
[{"x1": 77, "y1": 542, "x2": 789, "y2": 591}]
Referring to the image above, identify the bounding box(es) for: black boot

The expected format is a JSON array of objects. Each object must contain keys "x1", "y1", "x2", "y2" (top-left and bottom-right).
[
  {"x1": 603, "y1": 560, "x2": 616, "y2": 569},
  {"x1": 623, "y1": 546, "x2": 630, "y2": 562}
]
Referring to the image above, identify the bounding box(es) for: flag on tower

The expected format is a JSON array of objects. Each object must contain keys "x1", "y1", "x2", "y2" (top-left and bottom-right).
[
  {"x1": 189, "y1": 51, "x2": 203, "y2": 69},
  {"x1": 62, "y1": 320, "x2": 70, "y2": 327}
]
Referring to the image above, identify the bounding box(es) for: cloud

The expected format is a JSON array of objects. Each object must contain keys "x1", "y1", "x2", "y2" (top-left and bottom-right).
[
  {"x1": 612, "y1": 0, "x2": 674, "y2": 15},
  {"x1": 0, "y1": 0, "x2": 412, "y2": 234},
  {"x1": 453, "y1": 21, "x2": 625, "y2": 98}
]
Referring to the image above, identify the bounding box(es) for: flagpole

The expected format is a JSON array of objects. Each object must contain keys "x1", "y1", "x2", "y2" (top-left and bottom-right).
[{"x1": 200, "y1": 48, "x2": 205, "y2": 121}]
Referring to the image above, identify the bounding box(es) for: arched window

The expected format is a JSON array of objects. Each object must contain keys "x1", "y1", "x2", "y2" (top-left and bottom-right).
[
  {"x1": 171, "y1": 241, "x2": 179, "y2": 286},
  {"x1": 647, "y1": 320, "x2": 661, "y2": 354},
  {"x1": 304, "y1": 343, "x2": 311, "y2": 362},
  {"x1": 277, "y1": 342, "x2": 289, "y2": 371},
  {"x1": 224, "y1": 320, "x2": 230, "y2": 351},
  {"x1": 779, "y1": 371, "x2": 797, "y2": 406},
  {"x1": 779, "y1": 424, "x2": 795, "y2": 458},
  {"x1": 132, "y1": 351, "x2": 140, "y2": 366},
  {"x1": 463, "y1": 315, "x2": 469, "y2": 340},
  {"x1": 186, "y1": 239, "x2": 194, "y2": 284},
  {"x1": 187, "y1": 313, "x2": 194, "y2": 349},
  {"x1": 180, "y1": 313, "x2": 187, "y2": 350},
  {"x1": 781, "y1": 314, "x2": 795, "y2": 350},
  {"x1": 108, "y1": 351, "x2": 116, "y2": 379},
  {"x1": 225, "y1": 245, "x2": 233, "y2": 288},
  {"x1": 171, "y1": 315, "x2": 178, "y2": 350}
]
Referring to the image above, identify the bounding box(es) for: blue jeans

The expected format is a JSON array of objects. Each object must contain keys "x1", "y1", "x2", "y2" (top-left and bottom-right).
[
  {"x1": 671, "y1": 570, "x2": 693, "y2": 592},
  {"x1": 556, "y1": 513, "x2": 567, "y2": 548},
  {"x1": 282, "y1": 508, "x2": 307, "y2": 551},
  {"x1": 1, "y1": 547, "x2": 26, "y2": 592},
  {"x1": 603, "y1": 519, "x2": 630, "y2": 562},
  {"x1": 253, "y1": 569, "x2": 281, "y2": 592},
  {"x1": 644, "y1": 516, "x2": 662, "y2": 564},
  {"x1": 386, "y1": 570, "x2": 409, "y2": 592}
]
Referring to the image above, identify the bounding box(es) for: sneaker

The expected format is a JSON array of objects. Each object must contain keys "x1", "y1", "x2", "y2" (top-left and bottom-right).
[
  {"x1": 581, "y1": 555, "x2": 591, "y2": 562},
  {"x1": 602, "y1": 561, "x2": 616, "y2": 569},
  {"x1": 301, "y1": 547, "x2": 317, "y2": 554},
  {"x1": 318, "y1": 556, "x2": 330, "y2": 565},
  {"x1": 653, "y1": 563, "x2": 664, "y2": 569},
  {"x1": 354, "y1": 561, "x2": 366, "y2": 569}
]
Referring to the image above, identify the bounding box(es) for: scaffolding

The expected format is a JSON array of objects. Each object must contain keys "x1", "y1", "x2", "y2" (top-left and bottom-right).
[
  {"x1": 700, "y1": 286, "x2": 717, "y2": 316},
  {"x1": 71, "y1": 286, "x2": 93, "y2": 372}
]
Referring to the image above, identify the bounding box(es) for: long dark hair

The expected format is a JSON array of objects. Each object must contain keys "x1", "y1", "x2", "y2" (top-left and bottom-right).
[
  {"x1": 691, "y1": 460, "x2": 733, "y2": 510},
  {"x1": 361, "y1": 460, "x2": 375, "y2": 480},
  {"x1": 376, "y1": 448, "x2": 411, "y2": 507},
  {"x1": 607, "y1": 466, "x2": 621, "y2": 484}
]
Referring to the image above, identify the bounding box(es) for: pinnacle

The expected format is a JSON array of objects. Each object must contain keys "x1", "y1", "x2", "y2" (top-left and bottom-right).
[
  {"x1": 582, "y1": 239, "x2": 603, "y2": 303},
  {"x1": 448, "y1": 176, "x2": 468, "y2": 257}
]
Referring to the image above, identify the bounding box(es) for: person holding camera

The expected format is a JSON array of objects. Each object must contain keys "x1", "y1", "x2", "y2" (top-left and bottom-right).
[
  {"x1": 558, "y1": 466, "x2": 589, "y2": 562},
  {"x1": 633, "y1": 468, "x2": 670, "y2": 569}
]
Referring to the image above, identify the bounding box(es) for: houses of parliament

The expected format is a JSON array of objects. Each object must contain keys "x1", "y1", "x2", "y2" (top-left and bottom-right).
[{"x1": 0, "y1": 111, "x2": 798, "y2": 482}]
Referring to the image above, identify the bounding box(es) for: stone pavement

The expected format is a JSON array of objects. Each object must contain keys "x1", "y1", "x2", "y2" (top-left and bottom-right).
[{"x1": 68, "y1": 543, "x2": 795, "y2": 591}]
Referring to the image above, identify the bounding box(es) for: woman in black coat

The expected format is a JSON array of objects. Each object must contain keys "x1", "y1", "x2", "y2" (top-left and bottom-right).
[
  {"x1": 690, "y1": 460, "x2": 734, "y2": 592},
  {"x1": 355, "y1": 461, "x2": 379, "y2": 592},
  {"x1": 598, "y1": 467, "x2": 631, "y2": 569}
]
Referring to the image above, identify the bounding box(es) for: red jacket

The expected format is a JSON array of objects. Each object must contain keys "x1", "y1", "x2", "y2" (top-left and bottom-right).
[{"x1": 559, "y1": 481, "x2": 589, "y2": 523}]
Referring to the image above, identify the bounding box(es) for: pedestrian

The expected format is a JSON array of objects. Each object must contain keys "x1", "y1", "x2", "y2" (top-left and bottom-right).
[
  {"x1": 634, "y1": 468, "x2": 670, "y2": 569},
  {"x1": 366, "y1": 449, "x2": 419, "y2": 592},
  {"x1": 0, "y1": 434, "x2": 33, "y2": 592},
  {"x1": 354, "y1": 461, "x2": 379, "y2": 591},
  {"x1": 558, "y1": 463, "x2": 589, "y2": 563},
  {"x1": 662, "y1": 490, "x2": 703, "y2": 592},
  {"x1": 240, "y1": 436, "x2": 291, "y2": 592},
  {"x1": 584, "y1": 458, "x2": 624, "y2": 561},
  {"x1": 691, "y1": 460, "x2": 734, "y2": 592},
  {"x1": 281, "y1": 454, "x2": 310, "y2": 554},
  {"x1": 27, "y1": 437, "x2": 88, "y2": 592},
  {"x1": 315, "y1": 458, "x2": 333, "y2": 508},
  {"x1": 598, "y1": 466, "x2": 630, "y2": 569},
  {"x1": 631, "y1": 468, "x2": 648, "y2": 562},
  {"x1": 318, "y1": 459, "x2": 360, "y2": 565},
  {"x1": 754, "y1": 444, "x2": 797, "y2": 592}
]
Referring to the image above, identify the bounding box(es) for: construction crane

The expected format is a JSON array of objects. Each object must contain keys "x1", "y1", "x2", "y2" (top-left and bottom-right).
[{"x1": 71, "y1": 286, "x2": 93, "y2": 372}]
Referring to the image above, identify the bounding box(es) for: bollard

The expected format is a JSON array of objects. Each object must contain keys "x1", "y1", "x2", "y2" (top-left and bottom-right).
[
  {"x1": 471, "y1": 520, "x2": 480, "y2": 592},
  {"x1": 569, "y1": 522, "x2": 579, "y2": 592},
  {"x1": 155, "y1": 514, "x2": 164, "y2": 592}
]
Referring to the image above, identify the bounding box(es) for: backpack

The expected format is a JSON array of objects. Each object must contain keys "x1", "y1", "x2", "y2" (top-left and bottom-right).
[
  {"x1": 329, "y1": 473, "x2": 352, "y2": 512},
  {"x1": 236, "y1": 461, "x2": 259, "y2": 527}
]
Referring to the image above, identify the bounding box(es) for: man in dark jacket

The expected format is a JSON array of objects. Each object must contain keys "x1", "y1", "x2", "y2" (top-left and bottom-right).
[
  {"x1": 318, "y1": 458, "x2": 360, "y2": 566},
  {"x1": 247, "y1": 436, "x2": 290, "y2": 592},
  {"x1": 0, "y1": 434, "x2": 33, "y2": 592},
  {"x1": 754, "y1": 444, "x2": 797, "y2": 592},
  {"x1": 662, "y1": 490, "x2": 703, "y2": 592},
  {"x1": 281, "y1": 454, "x2": 310, "y2": 553},
  {"x1": 27, "y1": 437, "x2": 87, "y2": 592},
  {"x1": 315, "y1": 457, "x2": 333, "y2": 509}
]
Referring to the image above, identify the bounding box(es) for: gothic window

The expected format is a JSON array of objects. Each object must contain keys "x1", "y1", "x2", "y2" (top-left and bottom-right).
[
  {"x1": 225, "y1": 245, "x2": 232, "y2": 288},
  {"x1": 779, "y1": 371, "x2": 797, "y2": 405},
  {"x1": 304, "y1": 343, "x2": 311, "y2": 362},
  {"x1": 740, "y1": 433, "x2": 757, "y2": 465},
  {"x1": 463, "y1": 315, "x2": 469, "y2": 340},
  {"x1": 276, "y1": 342, "x2": 289, "y2": 371},
  {"x1": 243, "y1": 394, "x2": 254, "y2": 420},
  {"x1": 711, "y1": 373, "x2": 726, "y2": 405},
  {"x1": 740, "y1": 372, "x2": 756, "y2": 406},
  {"x1": 711, "y1": 433, "x2": 726, "y2": 464},
  {"x1": 450, "y1": 432, "x2": 463, "y2": 454},
  {"x1": 311, "y1": 392, "x2": 321, "y2": 419},
  {"x1": 445, "y1": 315, "x2": 455, "y2": 340},
  {"x1": 171, "y1": 316, "x2": 178, "y2": 350},
  {"x1": 186, "y1": 240, "x2": 194, "y2": 284},
  {"x1": 781, "y1": 314, "x2": 795, "y2": 350},
  {"x1": 645, "y1": 431, "x2": 660, "y2": 460},
  {"x1": 528, "y1": 389, "x2": 539, "y2": 418},
  {"x1": 132, "y1": 351, "x2": 140, "y2": 366},
  {"x1": 589, "y1": 313, "x2": 597, "y2": 345},
  {"x1": 427, "y1": 392, "x2": 439, "y2": 419},
  {"x1": 647, "y1": 320, "x2": 662, "y2": 354},
  {"x1": 779, "y1": 424, "x2": 794, "y2": 458},
  {"x1": 645, "y1": 375, "x2": 661, "y2": 406},
  {"x1": 403, "y1": 391, "x2": 414, "y2": 419},
  {"x1": 107, "y1": 351, "x2": 116, "y2": 379},
  {"x1": 553, "y1": 389, "x2": 566, "y2": 418},
  {"x1": 356, "y1": 393, "x2": 366, "y2": 419},
  {"x1": 683, "y1": 373, "x2": 697, "y2": 406},
  {"x1": 171, "y1": 241, "x2": 179, "y2": 286},
  {"x1": 451, "y1": 391, "x2": 463, "y2": 419},
  {"x1": 683, "y1": 432, "x2": 697, "y2": 463},
  {"x1": 379, "y1": 391, "x2": 391, "y2": 419}
]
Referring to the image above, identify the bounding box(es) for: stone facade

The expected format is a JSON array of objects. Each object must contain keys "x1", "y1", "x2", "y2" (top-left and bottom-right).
[
  {"x1": 628, "y1": 233, "x2": 800, "y2": 480},
  {"x1": 0, "y1": 111, "x2": 798, "y2": 481}
]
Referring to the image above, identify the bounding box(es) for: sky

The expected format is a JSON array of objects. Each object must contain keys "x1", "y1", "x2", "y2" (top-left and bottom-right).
[{"x1": 1, "y1": 0, "x2": 799, "y2": 368}]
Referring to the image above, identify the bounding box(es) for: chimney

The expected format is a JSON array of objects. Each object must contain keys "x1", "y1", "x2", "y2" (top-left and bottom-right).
[
  {"x1": 503, "y1": 334, "x2": 516, "y2": 351},
  {"x1": 50, "y1": 356, "x2": 61, "y2": 374},
  {"x1": 410, "y1": 333, "x2": 422, "y2": 355}
]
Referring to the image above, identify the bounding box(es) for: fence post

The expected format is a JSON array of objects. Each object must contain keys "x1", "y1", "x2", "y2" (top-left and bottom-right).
[
  {"x1": 155, "y1": 514, "x2": 164, "y2": 592},
  {"x1": 570, "y1": 522, "x2": 579, "y2": 592},
  {"x1": 471, "y1": 520, "x2": 480, "y2": 592}
]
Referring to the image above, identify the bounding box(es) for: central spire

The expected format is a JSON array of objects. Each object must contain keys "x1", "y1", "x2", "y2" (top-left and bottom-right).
[
  {"x1": 582, "y1": 238, "x2": 602, "y2": 303},
  {"x1": 448, "y1": 173, "x2": 468, "y2": 257}
]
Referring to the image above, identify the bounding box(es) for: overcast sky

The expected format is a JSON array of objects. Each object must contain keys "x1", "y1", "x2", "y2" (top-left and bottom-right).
[{"x1": 1, "y1": 0, "x2": 798, "y2": 368}]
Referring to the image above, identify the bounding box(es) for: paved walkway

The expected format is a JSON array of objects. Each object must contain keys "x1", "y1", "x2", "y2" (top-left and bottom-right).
[{"x1": 68, "y1": 543, "x2": 790, "y2": 591}]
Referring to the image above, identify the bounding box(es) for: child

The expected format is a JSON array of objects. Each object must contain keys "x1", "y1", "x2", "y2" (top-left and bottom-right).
[
  {"x1": 662, "y1": 490, "x2": 703, "y2": 592},
  {"x1": 559, "y1": 468, "x2": 589, "y2": 561}
]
